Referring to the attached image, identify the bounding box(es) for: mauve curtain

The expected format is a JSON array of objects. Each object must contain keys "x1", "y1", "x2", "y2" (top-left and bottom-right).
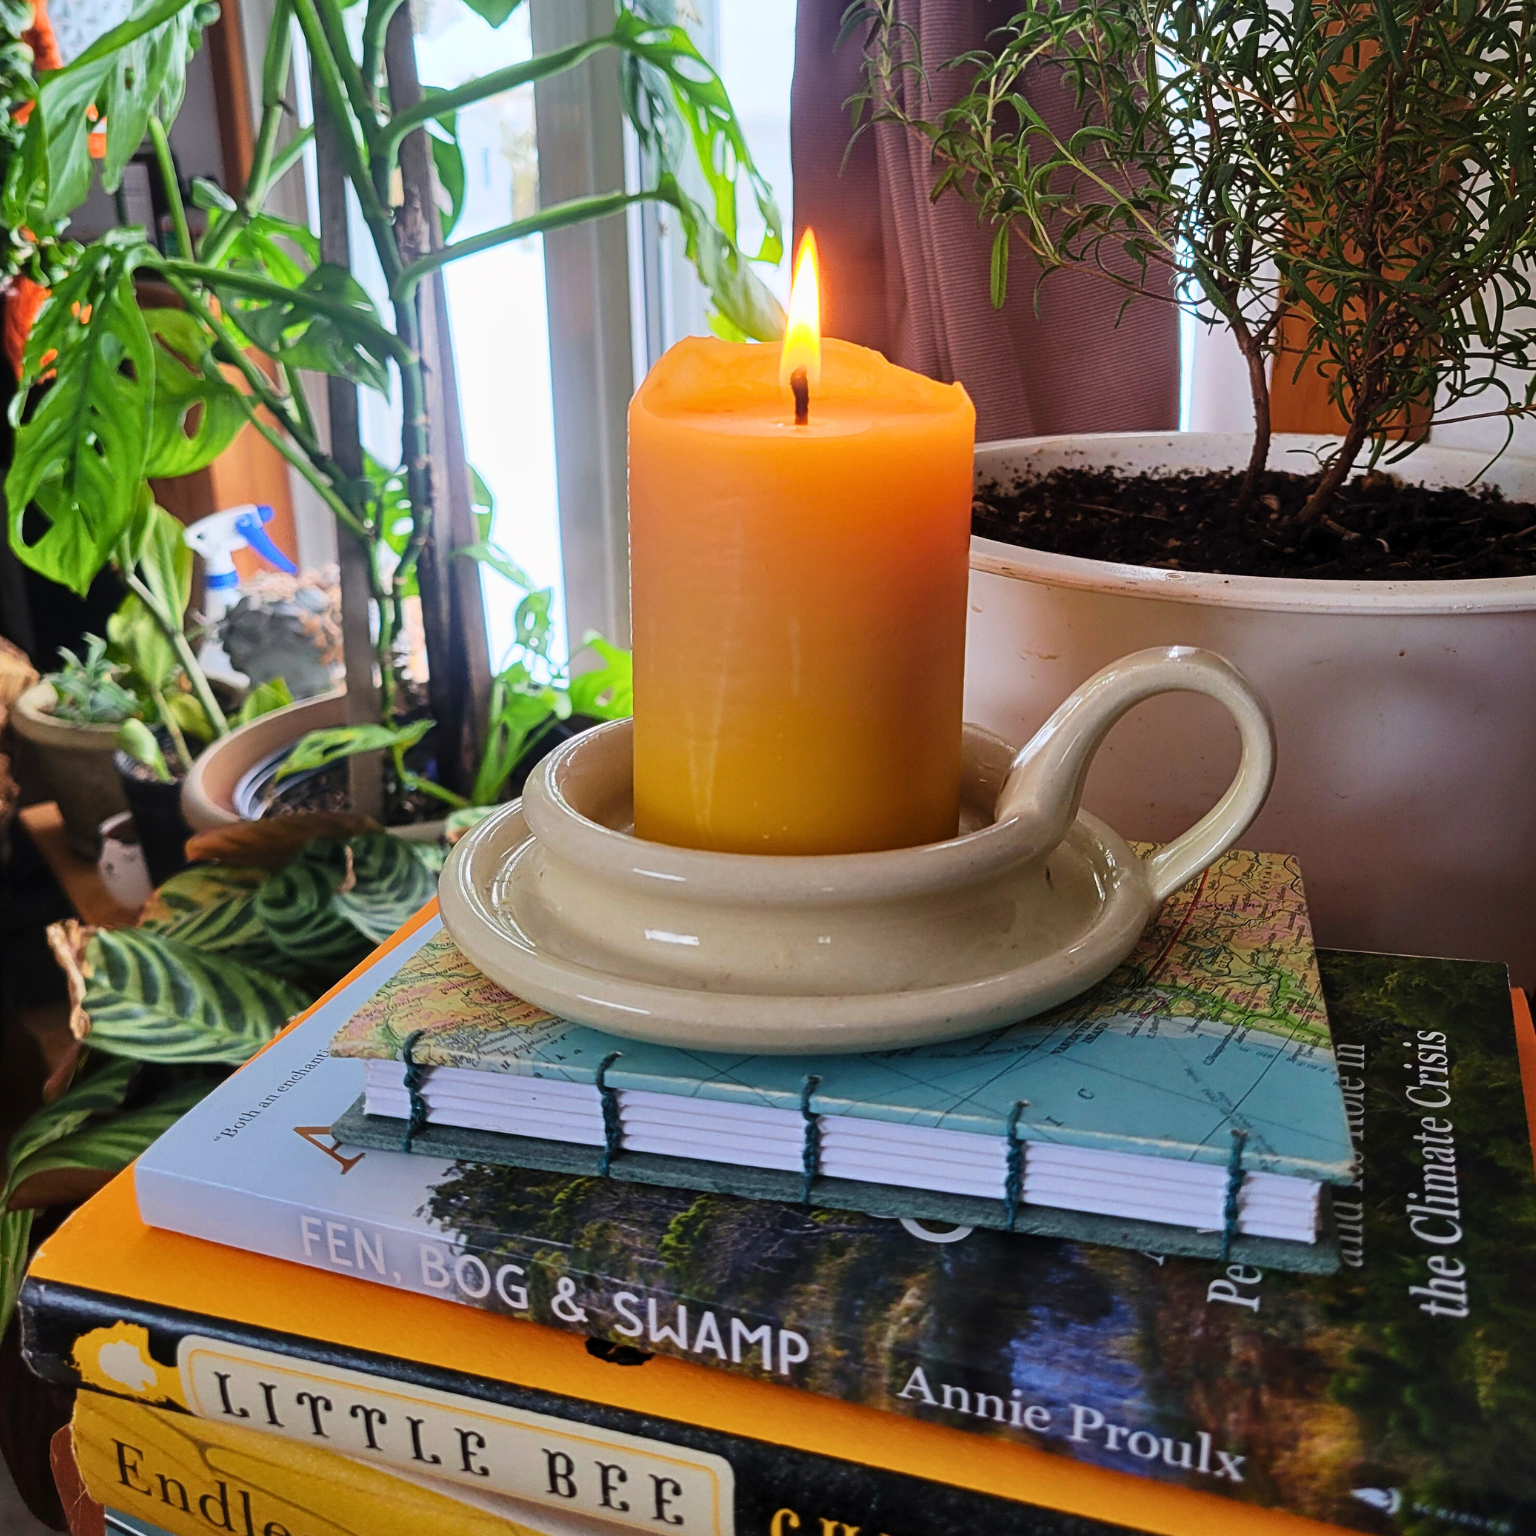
[{"x1": 791, "y1": 0, "x2": 1179, "y2": 443}]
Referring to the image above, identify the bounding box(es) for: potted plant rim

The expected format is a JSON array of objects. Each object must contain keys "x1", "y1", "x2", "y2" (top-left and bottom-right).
[{"x1": 853, "y1": 0, "x2": 1536, "y2": 984}]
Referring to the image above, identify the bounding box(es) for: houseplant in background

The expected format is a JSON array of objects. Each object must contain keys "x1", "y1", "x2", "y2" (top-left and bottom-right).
[
  {"x1": 853, "y1": 0, "x2": 1536, "y2": 982},
  {"x1": 10, "y1": 636, "x2": 134, "y2": 855},
  {"x1": 4, "y1": 0, "x2": 783, "y2": 828}
]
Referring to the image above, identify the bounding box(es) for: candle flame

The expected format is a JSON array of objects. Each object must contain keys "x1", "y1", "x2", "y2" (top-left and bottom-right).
[{"x1": 779, "y1": 229, "x2": 821, "y2": 392}]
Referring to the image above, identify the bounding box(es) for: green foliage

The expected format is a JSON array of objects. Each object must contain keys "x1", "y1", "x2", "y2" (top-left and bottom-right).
[
  {"x1": 279, "y1": 718, "x2": 433, "y2": 780},
  {"x1": 31, "y1": 0, "x2": 214, "y2": 217},
  {"x1": 853, "y1": 0, "x2": 1536, "y2": 518},
  {"x1": 219, "y1": 263, "x2": 395, "y2": 394},
  {"x1": 568, "y1": 633, "x2": 633, "y2": 721},
  {"x1": 44, "y1": 635, "x2": 137, "y2": 724},
  {"x1": 0, "y1": 828, "x2": 444, "y2": 1332},
  {"x1": 6, "y1": 231, "x2": 157, "y2": 594},
  {"x1": 4, "y1": 0, "x2": 780, "y2": 809},
  {"x1": 116, "y1": 717, "x2": 173, "y2": 782},
  {"x1": 143, "y1": 308, "x2": 249, "y2": 478},
  {"x1": 81, "y1": 925, "x2": 308, "y2": 1063},
  {"x1": 234, "y1": 677, "x2": 295, "y2": 725}
]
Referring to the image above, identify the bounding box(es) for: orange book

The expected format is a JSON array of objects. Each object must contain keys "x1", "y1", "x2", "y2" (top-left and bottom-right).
[{"x1": 21, "y1": 905, "x2": 1536, "y2": 1536}]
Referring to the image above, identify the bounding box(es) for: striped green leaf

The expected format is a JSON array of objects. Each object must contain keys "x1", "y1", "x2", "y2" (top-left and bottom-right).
[
  {"x1": 8, "y1": 1075, "x2": 212, "y2": 1191},
  {"x1": 139, "y1": 864, "x2": 279, "y2": 966},
  {"x1": 82, "y1": 927, "x2": 307, "y2": 1064},
  {"x1": 331, "y1": 835, "x2": 438, "y2": 943},
  {"x1": 255, "y1": 840, "x2": 371, "y2": 974},
  {"x1": 4, "y1": 1056, "x2": 139, "y2": 1181}
]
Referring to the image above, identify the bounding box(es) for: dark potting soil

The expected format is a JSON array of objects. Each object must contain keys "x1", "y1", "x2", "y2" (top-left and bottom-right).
[{"x1": 972, "y1": 466, "x2": 1536, "y2": 579}]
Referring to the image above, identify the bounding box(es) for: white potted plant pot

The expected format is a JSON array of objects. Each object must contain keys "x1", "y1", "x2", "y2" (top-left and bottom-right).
[
  {"x1": 10, "y1": 682, "x2": 129, "y2": 857},
  {"x1": 967, "y1": 431, "x2": 1536, "y2": 988}
]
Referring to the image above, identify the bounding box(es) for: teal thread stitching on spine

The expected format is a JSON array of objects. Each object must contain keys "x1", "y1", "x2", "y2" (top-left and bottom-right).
[
  {"x1": 400, "y1": 1029, "x2": 428, "y2": 1152},
  {"x1": 596, "y1": 1051, "x2": 623, "y2": 1176},
  {"x1": 1221, "y1": 1128, "x2": 1250, "y2": 1262},
  {"x1": 799, "y1": 1074, "x2": 823, "y2": 1205},
  {"x1": 1003, "y1": 1100, "x2": 1028, "y2": 1231}
]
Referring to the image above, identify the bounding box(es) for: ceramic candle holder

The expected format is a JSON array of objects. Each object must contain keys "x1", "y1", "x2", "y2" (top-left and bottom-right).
[{"x1": 439, "y1": 646, "x2": 1275, "y2": 1054}]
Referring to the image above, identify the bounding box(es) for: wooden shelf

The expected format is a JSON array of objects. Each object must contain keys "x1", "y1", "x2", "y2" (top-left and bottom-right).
[{"x1": 17, "y1": 802, "x2": 142, "y2": 929}]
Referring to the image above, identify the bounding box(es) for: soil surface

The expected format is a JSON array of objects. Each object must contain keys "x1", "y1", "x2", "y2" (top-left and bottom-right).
[{"x1": 972, "y1": 466, "x2": 1536, "y2": 579}]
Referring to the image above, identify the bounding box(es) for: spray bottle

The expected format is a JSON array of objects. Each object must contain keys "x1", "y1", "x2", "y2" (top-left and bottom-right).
[{"x1": 184, "y1": 504, "x2": 299, "y2": 685}]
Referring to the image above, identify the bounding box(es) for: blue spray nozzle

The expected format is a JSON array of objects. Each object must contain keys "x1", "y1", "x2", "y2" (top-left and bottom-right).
[{"x1": 234, "y1": 507, "x2": 298, "y2": 575}]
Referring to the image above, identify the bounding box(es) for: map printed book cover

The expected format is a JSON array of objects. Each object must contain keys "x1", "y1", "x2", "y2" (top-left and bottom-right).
[
  {"x1": 330, "y1": 848, "x2": 1356, "y2": 1185},
  {"x1": 107, "y1": 905, "x2": 1536, "y2": 1533}
]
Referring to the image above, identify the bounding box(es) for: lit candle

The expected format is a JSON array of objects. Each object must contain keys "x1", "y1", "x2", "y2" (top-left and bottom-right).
[{"x1": 628, "y1": 233, "x2": 976, "y2": 855}]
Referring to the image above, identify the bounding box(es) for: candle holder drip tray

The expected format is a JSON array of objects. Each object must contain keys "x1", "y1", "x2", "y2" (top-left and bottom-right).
[{"x1": 440, "y1": 646, "x2": 1276, "y2": 1054}]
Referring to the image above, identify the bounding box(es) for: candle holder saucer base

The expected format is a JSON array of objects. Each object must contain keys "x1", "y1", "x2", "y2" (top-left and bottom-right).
[{"x1": 438, "y1": 648, "x2": 1276, "y2": 1054}]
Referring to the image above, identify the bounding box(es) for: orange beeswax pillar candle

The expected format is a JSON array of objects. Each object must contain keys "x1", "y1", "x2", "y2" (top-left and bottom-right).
[{"x1": 628, "y1": 253, "x2": 975, "y2": 855}]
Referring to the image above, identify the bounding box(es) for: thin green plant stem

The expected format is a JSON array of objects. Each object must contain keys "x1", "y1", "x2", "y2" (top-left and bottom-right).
[
  {"x1": 146, "y1": 116, "x2": 193, "y2": 261},
  {"x1": 360, "y1": 0, "x2": 404, "y2": 95},
  {"x1": 159, "y1": 260, "x2": 413, "y2": 366},
  {"x1": 201, "y1": 1, "x2": 295, "y2": 265},
  {"x1": 381, "y1": 34, "x2": 611, "y2": 155},
  {"x1": 391, "y1": 190, "x2": 657, "y2": 300},
  {"x1": 123, "y1": 570, "x2": 229, "y2": 738},
  {"x1": 289, "y1": 0, "x2": 399, "y2": 269},
  {"x1": 314, "y1": 0, "x2": 382, "y2": 147},
  {"x1": 148, "y1": 685, "x2": 194, "y2": 773},
  {"x1": 264, "y1": 125, "x2": 314, "y2": 190}
]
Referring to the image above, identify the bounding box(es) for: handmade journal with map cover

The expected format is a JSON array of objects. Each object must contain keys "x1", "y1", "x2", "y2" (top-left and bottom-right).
[{"x1": 329, "y1": 849, "x2": 1354, "y2": 1263}]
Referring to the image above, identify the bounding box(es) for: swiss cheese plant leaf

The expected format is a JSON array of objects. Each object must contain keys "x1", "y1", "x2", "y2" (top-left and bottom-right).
[
  {"x1": 616, "y1": 6, "x2": 782, "y2": 263},
  {"x1": 422, "y1": 91, "x2": 466, "y2": 239},
  {"x1": 81, "y1": 926, "x2": 307, "y2": 1063},
  {"x1": 142, "y1": 308, "x2": 249, "y2": 479},
  {"x1": 31, "y1": 0, "x2": 211, "y2": 216},
  {"x1": 5, "y1": 233, "x2": 156, "y2": 595},
  {"x1": 655, "y1": 174, "x2": 784, "y2": 343},
  {"x1": 329, "y1": 835, "x2": 439, "y2": 942},
  {"x1": 217, "y1": 210, "x2": 319, "y2": 287},
  {"x1": 218, "y1": 263, "x2": 394, "y2": 393}
]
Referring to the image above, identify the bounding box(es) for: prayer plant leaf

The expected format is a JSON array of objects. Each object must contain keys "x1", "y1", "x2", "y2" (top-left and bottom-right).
[
  {"x1": 253, "y1": 838, "x2": 370, "y2": 972},
  {"x1": 78, "y1": 926, "x2": 307, "y2": 1064},
  {"x1": 5, "y1": 233, "x2": 156, "y2": 595},
  {"x1": 329, "y1": 834, "x2": 439, "y2": 943},
  {"x1": 142, "y1": 308, "x2": 249, "y2": 478},
  {"x1": 5, "y1": 1075, "x2": 214, "y2": 1210},
  {"x1": 138, "y1": 863, "x2": 280, "y2": 968}
]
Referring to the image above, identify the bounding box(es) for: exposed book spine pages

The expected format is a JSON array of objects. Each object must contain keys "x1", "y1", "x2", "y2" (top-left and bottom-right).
[
  {"x1": 56, "y1": 1313, "x2": 1134, "y2": 1536},
  {"x1": 364, "y1": 1063, "x2": 1322, "y2": 1243}
]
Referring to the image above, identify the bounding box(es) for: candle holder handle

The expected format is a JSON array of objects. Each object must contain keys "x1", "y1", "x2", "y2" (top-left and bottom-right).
[{"x1": 993, "y1": 646, "x2": 1276, "y2": 903}]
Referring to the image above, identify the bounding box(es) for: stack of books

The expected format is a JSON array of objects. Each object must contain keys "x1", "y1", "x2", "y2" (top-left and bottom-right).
[{"x1": 19, "y1": 846, "x2": 1536, "y2": 1536}]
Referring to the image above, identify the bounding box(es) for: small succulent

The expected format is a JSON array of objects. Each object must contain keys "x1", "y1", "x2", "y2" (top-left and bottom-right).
[{"x1": 45, "y1": 636, "x2": 138, "y2": 725}]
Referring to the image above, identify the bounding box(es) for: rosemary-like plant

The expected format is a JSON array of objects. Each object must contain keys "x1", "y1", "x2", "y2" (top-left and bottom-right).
[{"x1": 851, "y1": 0, "x2": 1536, "y2": 523}]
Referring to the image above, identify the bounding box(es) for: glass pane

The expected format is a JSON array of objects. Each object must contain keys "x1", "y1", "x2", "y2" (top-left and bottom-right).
[{"x1": 413, "y1": 0, "x2": 563, "y2": 669}]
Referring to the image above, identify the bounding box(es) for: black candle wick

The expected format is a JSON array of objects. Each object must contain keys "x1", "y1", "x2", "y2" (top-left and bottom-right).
[{"x1": 791, "y1": 367, "x2": 809, "y2": 426}]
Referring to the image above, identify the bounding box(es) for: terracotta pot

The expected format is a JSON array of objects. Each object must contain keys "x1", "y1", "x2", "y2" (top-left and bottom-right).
[
  {"x1": 181, "y1": 690, "x2": 347, "y2": 831},
  {"x1": 9, "y1": 682, "x2": 128, "y2": 858},
  {"x1": 966, "y1": 431, "x2": 1536, "y2": 987}
]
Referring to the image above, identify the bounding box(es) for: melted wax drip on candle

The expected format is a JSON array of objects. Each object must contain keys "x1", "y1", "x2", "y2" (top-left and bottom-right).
[{"x1": 791, "y1": 367, "x2": 809, "y2": 426}]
